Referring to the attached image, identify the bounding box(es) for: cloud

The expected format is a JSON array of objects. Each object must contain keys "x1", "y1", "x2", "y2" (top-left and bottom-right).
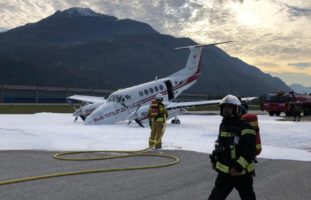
[
  {"x1": 288, "y1": 63, "x2": 311, "y2": 68},
  {"x1": 282, "y1": 3, "x2": 311, "y2": 18}
]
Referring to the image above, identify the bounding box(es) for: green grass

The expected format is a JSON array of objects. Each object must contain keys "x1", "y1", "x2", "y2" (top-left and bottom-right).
[{"x1": 0, "y1": 104, "x2": 75, "y2": 114}]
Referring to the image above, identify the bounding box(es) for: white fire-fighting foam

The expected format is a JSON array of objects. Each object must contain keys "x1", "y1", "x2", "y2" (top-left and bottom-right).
[{"x1": 0, "y1": 113, "x2": 310, "y2": 161}]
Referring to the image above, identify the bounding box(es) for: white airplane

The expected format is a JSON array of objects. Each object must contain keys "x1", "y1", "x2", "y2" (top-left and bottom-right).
[{"x1": 68, "y1": 42, "x2": 256, "y2": 126}]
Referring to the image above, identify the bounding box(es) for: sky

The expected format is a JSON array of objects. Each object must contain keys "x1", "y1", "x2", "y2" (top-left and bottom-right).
[{"x1": 0, "y1": 0, "x2": 310, "y2": 87}]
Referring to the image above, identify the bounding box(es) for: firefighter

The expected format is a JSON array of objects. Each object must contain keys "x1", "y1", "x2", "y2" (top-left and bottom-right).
[
  {"x1": 209, "y1": 95, "x2": 256, "y2": 200},
  {"x1": 293, "y1": 103, "x2": 302, "y2": 122},
  {"x1": 148, "y1": 94, "x2": 168, "y2": 149}
]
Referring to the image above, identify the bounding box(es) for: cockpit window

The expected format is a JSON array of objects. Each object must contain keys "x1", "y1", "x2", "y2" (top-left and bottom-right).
[
  {"x1": 125, "y1": 95, "x2": 131, "y2": 100},
  {"x1": 107, "y1": 95, "x2": 128, "y2": 103},
  {"x1": 116, "y1": 96, "x2": 121, "y2": 102}
]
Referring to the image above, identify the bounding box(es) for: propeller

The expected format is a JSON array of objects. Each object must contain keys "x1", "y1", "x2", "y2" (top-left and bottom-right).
[
  {"x1": 68, "y1": 100, "x2": 87, "y2": 122},
  {"x1": 68, "y1": 99, "x2": 79, "y2": 111},
  {"x1": 135, "y1": 119, "x2": 144, "y2": 128},
  {"x1": 68, "y1": 100, "x2": 80, "y2": 122}
]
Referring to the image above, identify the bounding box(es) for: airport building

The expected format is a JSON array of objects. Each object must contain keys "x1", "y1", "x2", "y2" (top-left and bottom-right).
[{"x1": 0, "y1": 84, "x2": 209, "y2": 103}]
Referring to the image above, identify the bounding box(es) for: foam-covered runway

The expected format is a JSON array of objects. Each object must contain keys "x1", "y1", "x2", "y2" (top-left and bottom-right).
[{"x1": 0, "y1": 113, "x2": 310, "y2": 161}]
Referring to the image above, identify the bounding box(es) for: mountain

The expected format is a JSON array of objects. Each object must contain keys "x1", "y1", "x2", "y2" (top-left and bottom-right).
[
  {"x1": 0, "y1": 27, "x2": 7, "y2": 32},
  {"x1": 290, "y1": 84, "x2": 311, "y2": 93},
  {"x1": 0, "y1": 7, "x2": 291, "y2": 97}
]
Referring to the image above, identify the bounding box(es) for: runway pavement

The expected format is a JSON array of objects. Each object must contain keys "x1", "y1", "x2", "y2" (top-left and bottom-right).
[{"x1": 0, "y1": 150, "x2": 310, "y2": 200}]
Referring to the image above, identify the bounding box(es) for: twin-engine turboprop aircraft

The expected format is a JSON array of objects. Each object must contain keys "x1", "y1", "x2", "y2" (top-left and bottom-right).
[{"x1": 68, "y1": 42, "x2": 256, "y2": 126}]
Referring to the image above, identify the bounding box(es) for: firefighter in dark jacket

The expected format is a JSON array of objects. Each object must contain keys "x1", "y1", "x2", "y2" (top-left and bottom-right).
[
  {"x1": 209, "y1": 95, "x2": 257, "y2": 200},
  {"x1": 292, "y1": 103, "x2": 302, "y2": 122},
  {"x1": 148, "y1": 94, "x2": 168, "y2": 149}
]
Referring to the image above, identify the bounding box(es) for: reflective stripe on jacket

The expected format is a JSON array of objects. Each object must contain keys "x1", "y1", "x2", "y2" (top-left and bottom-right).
[
  {"x1": 216, "y1": 117, "x2": 256, "y2": 175},
  {"x1": 148, "y1": 100, "x2": 168, "y2": 122}
]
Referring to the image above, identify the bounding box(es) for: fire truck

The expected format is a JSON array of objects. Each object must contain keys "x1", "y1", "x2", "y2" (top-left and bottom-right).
[{"x1": 260, "y1": 91, "x2": 311, "y2": 116}]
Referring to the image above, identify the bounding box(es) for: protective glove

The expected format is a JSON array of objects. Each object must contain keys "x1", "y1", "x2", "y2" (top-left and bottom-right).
[
  {"x1": 209, "y1": 153, "x2": 217, "y2": 164},
  {"x1": 209, "y1": 153, "x2": 217, "y2": 170}
]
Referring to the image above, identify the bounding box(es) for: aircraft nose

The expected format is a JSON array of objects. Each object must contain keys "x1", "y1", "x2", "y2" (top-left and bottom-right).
[
  {"x1": 84, "y1": 116, "x2": 94, "y2": 125},
  {"x1": 83, "y1": 104, "x2": 110, "y2": 125}
]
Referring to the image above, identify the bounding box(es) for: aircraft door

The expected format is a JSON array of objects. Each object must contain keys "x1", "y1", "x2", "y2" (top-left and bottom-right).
[{"x1": 164, "y1": 80, "x2": 174, "y2": 100}]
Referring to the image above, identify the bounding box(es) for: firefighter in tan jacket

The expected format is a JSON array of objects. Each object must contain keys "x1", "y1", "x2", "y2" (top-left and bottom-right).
[{"x1": 148, "y1": 94, "x2": 168, "y2": 149}]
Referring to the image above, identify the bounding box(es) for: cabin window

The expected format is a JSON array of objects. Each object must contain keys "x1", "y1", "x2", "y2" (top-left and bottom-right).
[
  {"x1": 174, "y1": 81, "x2": 178, "y2": 85},
  {"x1": 139, "y1": 91, "x2": 143, "y2": 96},
  {"x1": 154, "y1": 86, "x2": 158, "y2": 92},
  {"x1": 159, "y1": 85, "x2": 164, "y2": 90},
  {"x1": 144, "y1": 89, "x2": 149, "y2": 95},
  {"x1": 149, "y1": 88, "x2": 154, "y2": 93}
]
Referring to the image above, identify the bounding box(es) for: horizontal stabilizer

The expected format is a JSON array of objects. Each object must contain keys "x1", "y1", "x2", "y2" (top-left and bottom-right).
[{"x1": 175, "y1": 41, "x2": 233, "y2": 50}]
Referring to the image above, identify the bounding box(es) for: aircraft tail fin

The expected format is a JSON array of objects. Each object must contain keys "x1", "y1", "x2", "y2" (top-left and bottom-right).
[{"x1": 170, "y1": 41, "x2": 233, "y2": 77}]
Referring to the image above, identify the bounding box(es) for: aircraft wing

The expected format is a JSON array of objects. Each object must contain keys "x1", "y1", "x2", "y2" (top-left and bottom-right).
[
  {"x1": 241, "y1": 97, "x2": 257, "y2": 102},
  {"x1": 166, "y1": 97, "x2": 257, "y2": 110},
  {"x1": 67, "y1": 95, "x2": 106, "y2": 104},
  {"x1": 166, "y1": 100, "x2": 220, "y2": 110}
]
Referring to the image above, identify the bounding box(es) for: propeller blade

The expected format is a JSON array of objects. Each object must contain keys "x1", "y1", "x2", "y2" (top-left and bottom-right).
[{"x1": 135, "y1": 119, "x2": 144, "y2": 128}]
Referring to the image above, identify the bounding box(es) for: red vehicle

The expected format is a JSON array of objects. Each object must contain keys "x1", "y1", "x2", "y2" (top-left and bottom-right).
[{"x1": 260, "y1": 91, "x2": 311, "y2": 116}]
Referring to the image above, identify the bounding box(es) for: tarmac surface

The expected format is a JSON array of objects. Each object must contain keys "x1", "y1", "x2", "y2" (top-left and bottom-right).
[{"x1": 0, "y1": 150, "x2": 310, "y2": 200}]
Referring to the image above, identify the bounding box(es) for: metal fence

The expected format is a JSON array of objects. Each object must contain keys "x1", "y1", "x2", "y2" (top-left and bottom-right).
[{"x1": 0, "y1": 84, "x2": 209, "y2": 103}]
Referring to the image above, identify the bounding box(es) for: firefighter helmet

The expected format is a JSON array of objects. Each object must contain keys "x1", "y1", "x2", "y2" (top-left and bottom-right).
[
  {"x1": 219, "y1": 95, "x2": 241, "y2": 116},
  {"x1": 156, "y1": 94, "x2": 164, "y2": 101},
  {"x1": 219, "y1": 95, "x2": 241, "y2": 106}
]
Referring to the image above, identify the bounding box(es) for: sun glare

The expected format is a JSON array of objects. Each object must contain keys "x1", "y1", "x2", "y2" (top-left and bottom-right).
[{"x1": 229, "y1": 1, "x2": 278, "y2": 29}]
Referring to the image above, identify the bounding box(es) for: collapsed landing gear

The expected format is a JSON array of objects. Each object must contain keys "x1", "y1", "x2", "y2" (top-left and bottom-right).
[{"x1": 171, "y1": 117, "x2": 181, "y2": 125}]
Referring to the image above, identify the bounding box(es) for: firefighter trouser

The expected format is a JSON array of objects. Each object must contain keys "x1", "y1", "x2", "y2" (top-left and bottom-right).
[
  {"x1": 208, "y1": 173, "x2": 256, "y2": 200},
  {"x1": 149, "y1": 121, "x2": 166, "y2": 148},
  {"x1": 293, "y1": 114, "x2": 301, "y2": 122}
]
